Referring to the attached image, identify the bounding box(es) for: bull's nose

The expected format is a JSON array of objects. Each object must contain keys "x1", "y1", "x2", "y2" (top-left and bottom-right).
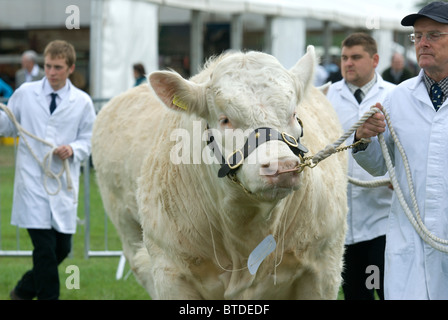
[
  {"x1": 259, "y1": 159, "x2": 300, "y2": 177},
  {"x1": 259, "y1": 159, "x2": 301, "y2": 189}
]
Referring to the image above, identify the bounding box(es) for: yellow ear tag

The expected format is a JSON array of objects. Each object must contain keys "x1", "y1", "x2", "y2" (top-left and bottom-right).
[{"x1": 172, "y1": 95, "x2": 188, "y2": 111}]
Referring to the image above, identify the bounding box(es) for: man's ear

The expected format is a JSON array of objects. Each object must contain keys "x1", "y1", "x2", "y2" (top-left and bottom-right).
[
  {"x1": 318, "y1": 81, "x2": 331, "y2": 95},
  {"x1": 68, "y1": 64, "x2": 75, "y2": 75},
  {"x1": 149, "y1": 71, "x2": 208, "y2": 118},
  {"x1": 373, "y1": 53, "x2": 379, "y2": 69}
]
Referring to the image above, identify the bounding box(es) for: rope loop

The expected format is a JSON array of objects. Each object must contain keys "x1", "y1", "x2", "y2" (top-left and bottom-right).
[
  {"x1": 379, "y1": 107, "x2": 448, "y2": 253},
  {"x1": 0, "y1": 103, "x2": 76, "y2": 203},
  {"x1": 299, "y1": 105, "x2": 448, "y2": 253}
]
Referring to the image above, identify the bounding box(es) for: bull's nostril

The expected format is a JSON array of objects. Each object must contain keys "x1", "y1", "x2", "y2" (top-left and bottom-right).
[
  {"x1": 279, "y1": 160, "x2": 299, "y2": 171},
  {"x1": 260, "y1": 162, "x2": 278, "y2": 176}
]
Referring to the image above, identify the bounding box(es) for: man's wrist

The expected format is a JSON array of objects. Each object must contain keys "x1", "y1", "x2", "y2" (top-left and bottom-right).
[{"x1": 352, "y1": 136, "x2": 371, "y2": 153}]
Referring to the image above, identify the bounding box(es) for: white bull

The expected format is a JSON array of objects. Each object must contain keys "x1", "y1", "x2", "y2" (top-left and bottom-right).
[{"x1": 91, "y1": 46, "x2": 347, "y2": 299}]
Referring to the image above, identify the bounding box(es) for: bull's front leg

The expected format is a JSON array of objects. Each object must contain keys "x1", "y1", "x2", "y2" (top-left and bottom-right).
[{"x1": 135, "y1": 242, "x2": 204, "y2": 299}]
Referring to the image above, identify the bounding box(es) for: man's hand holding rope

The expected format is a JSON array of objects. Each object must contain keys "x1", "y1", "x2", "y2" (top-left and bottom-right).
[
  {"x1": 355, "y1": 103, "x2": 386, "y2": 141},
  {"x1": 54, "y1": 145, "x2": 73, "y2": 161}
]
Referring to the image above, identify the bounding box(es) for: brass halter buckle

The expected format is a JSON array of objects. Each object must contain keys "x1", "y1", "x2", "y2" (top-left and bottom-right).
[
  {"x1": 227, "y1": 149, "x2": 244, "y2": 170},
  {"x1": 281, "y1": 132, "x2": 299, "y2": 148}
]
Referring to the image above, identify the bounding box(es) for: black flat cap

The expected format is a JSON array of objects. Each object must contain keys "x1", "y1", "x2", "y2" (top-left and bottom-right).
[{"x1": 401, "y1": 1, "x2": 448, "y2": 26}]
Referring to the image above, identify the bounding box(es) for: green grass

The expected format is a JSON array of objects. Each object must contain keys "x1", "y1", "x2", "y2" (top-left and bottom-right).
[{"x1": 0, "y1": 145, "x2": 148, "y2": 300}]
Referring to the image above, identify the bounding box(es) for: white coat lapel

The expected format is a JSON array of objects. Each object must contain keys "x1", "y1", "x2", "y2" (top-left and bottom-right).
[
  {"x1": 411, "y1": 78, "x2": 433, "y2": 108},
  {"x1": 339, "y1": 81, "x2": 358, "y2": 105},
  {"x1": 54, "y1": 95, "x2": 69, "y2": 114},
  {"x1": 408, "y1": 70, "x2": 436, "y2": 109},
  {"x1": 363, "y1": 85, "x2": 378, "y2": 104},
  {"x1": 33, "y1": 80, "x2": 51, "y2": 115}
]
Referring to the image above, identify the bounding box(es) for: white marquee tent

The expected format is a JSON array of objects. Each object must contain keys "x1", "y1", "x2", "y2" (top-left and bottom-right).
[
  {"x1": 149, "y1": 0, "x2": 416, "y2": 30},
  {"x1": 92, "y1": 0, "x2": 419, "y2": 98},
  {"x1": 0, "y1": 0, "x2": 420, "y2": 99}
]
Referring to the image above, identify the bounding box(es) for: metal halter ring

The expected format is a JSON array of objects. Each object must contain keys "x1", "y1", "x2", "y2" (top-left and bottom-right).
[{"x1": 281, "y1": 132, "x2": 299, "y2": 148}]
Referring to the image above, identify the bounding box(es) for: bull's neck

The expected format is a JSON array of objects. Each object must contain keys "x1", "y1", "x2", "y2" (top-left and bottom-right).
[{"x1": 220, "y1": 193, "x2": 284, "y2": 242}]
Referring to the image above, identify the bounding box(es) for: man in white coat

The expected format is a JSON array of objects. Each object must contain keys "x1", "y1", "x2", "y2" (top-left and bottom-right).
[
  {"x1": 353, "y1": 1, "x2": 448, "y2": 299},
  {"x1": 3, "y1": 40, "x2": 96, "y2": 300},
  {"x1": 327, "y1": 33, "x2": 395, "y2": 300}
]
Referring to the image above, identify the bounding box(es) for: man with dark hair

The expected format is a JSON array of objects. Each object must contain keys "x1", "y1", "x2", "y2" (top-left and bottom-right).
[
  {"x1": 3, "y1": 40, "x2": 96, "y2": 300},
  {"x1": 327, "y1": 32, "x2": 395, "y2": 300},
  {"x1": 354, "y1": 2, "x2": 448, "y2": 299}
]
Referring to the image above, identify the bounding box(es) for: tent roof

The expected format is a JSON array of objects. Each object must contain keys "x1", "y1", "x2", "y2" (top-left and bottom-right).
[{"x1": 149, "y1": 0, "x2": 419, "y2": 31}]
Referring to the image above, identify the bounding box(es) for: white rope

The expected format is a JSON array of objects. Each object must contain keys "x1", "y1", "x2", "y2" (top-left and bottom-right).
[
  {"x1": 311, "y1": 106, "x2": 448, "y2": 253},
  {"x1": 305, "y1": 108, "x2": 389, "y2": 189},
  {"x1": 347, "y1": 176, "x2": 390, "y2": 188},
  {"x1": 0, "y1": 103, "x2": 75, "y2": 202},
  {"x1": 311, "y1": 108, "x2": 377, "y2": 164},
  {"x1": 378, "y1": 107, "x2": 448, "y2": 253}
]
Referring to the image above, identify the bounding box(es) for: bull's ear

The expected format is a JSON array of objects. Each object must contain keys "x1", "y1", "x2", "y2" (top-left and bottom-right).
[
  {"x1": 289, "y1": 45, "x2": 316, "y2": 96},
  {"x1": 149, "y1": 71, "x2": 208, "y2": 117},
  {"x1": 317, "y1": 81, "x2": 331, "y2": 95}
]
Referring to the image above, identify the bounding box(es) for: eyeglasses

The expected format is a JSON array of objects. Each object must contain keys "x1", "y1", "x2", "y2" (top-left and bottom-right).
[{"x1": 409, "y1": 31, "x2": 448, "y2": 43}]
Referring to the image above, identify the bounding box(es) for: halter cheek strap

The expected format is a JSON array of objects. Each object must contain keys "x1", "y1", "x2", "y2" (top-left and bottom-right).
[{"x1": 206, "y1": 126, "x2": 309, "y2": 178}]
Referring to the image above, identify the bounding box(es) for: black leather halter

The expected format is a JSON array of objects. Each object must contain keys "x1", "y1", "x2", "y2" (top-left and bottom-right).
[{"x1": 206, "y1": 125, "x2": 309, "y2": 178}]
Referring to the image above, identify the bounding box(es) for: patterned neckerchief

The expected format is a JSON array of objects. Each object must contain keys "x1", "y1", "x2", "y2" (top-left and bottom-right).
[{"x1": 422, "y1": 73, "x2": 448, "y2": 104}]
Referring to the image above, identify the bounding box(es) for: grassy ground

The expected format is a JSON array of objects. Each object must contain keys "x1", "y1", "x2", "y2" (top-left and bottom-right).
[{"x1": 0, "y1": 145, "x2": 148, "y2": 300}]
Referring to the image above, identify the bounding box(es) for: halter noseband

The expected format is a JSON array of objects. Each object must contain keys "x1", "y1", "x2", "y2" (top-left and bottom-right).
[{"x1": 206, "y1": 125, "x2": 309, "y2": 178}]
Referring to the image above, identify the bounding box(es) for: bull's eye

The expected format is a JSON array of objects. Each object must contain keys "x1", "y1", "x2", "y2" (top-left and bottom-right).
[
  {"x1": 293, "y1": 112, "x2": 300, "y2": 123},
  {"x1": 293, "y1": 112, "x2": 304, "y2": 137},
  {"x1": 219, "y1": 116, "x2": 232, "y2": 129}
]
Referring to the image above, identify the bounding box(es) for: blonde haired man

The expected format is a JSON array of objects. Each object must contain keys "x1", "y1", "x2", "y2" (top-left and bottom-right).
[{"x1": 4, "y1": 40, "x2": 96, "y2": 300}]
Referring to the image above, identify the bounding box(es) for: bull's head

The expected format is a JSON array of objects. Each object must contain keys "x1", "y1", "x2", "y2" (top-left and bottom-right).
[{"x1": 149, "y1": 46, "x2": 317, "y2": 201}]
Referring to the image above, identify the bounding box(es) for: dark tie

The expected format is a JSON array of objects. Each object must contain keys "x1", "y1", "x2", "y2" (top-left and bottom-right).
[
  {"x1": 49, "y1": 93, "x2": 57, "y2": 114},
  {"x1": 354, "y1": 88, "x2": 363, "y2": 104},
  {"x1": 430, "y1": 83, "x2": 443, "y2": 111}
]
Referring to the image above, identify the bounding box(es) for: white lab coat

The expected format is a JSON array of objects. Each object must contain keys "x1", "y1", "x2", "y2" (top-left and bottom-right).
[
  {"x1": 353, "y1": 69, "x2": 448, "y2": 299},
  {"x1": 327, "y1": 74, "x2": 395, "y2": 245},
  {"x1": 0, "y1": 78, "x2": 96, "y2": 234}
]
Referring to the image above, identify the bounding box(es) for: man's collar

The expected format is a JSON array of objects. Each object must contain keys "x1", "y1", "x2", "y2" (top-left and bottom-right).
[
  {"x1": 42, "y1": 77, "x2": 70, "y2": 100},
  {"x1": 346, "y1": 73, "x2": 377, "y2": 95},
  {"x1": 422, "y1": 72, "x2": 448, "y2": 97}
]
